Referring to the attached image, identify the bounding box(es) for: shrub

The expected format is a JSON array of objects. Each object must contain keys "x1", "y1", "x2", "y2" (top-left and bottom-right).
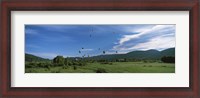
[
  {"x1": 96, "y1": 68, "x2": 107, "y2": 73},
  {"x1": 25, "y1": 64, "x2": 33, "y2": 68},
  {"x1": 37, "y1": 63, "x2": 44, "y2": 67},
  {"x1": 161, "y1": 56, "x2": 175, "y2": 63},
  {"x1": 72, "y1": 61, "x2": 78, "y2": 65},
  {"x1": 25, "y1": 62, "x2": 38, "y2": 68},
  {"x1": 73, "y1": 66, "x2": 77, "y2": 70},
  {"x1": 26, "y1": 69, "x2": 37, "y2": 73},
  {"x1": 68, "y1": 62, "x2": 72, "y2": 66},
  {"x1": 51, "y1": 70, "x2": 60, "y2": 73},
  {"x1": 98, "y1": 59, "x2": 107, "y2": 62},
  {"x1": 100, "y1": 62, "x2": 112, "y2": 65},
  {"x1": 116, "y1": 59, "x2": 126, "y2": 62},
  {"x1": 62, "y1": 66, "x2": 68, "y2": 69},
  {"x1": 64, "y1": 58, "x2": 70, "y2": 66},
  {"x1": 53, "y1": 56, "x2": 65, "y2": 65},
  {"x1": 46, "y1": 65, "x2": 51, "y2": 69},
  {"x1": 48, "y1": 63, "x2": 53, "y2": 67},
  {"x1": 53, "y1": 63, "x2": 65, "y2": 67},
  {"x1": 58, "y1": 63, "x2": 65, "y2": 66},
  {"x1": 143, "y1": 60, "x2": 148, "y2": 63},
  {"x1": 78, "y1": 61, "x2": 86, "y2": 66}
]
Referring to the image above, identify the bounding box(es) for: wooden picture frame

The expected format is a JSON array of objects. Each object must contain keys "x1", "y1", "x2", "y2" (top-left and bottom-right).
[{"x1": 0, "y1": 0, "x2": 199, "y2": 97}]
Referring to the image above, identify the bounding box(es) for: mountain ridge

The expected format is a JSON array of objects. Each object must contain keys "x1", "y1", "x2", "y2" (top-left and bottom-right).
[
  {"x1": 91, "y1": 48, "x2": 175, "y2": 60},
  {"x1": 25, "y1": 48, "x2": 175, "y2": 62},
  {"x1": 25, "y1": 53, "x2": 50, "y2": 62}
]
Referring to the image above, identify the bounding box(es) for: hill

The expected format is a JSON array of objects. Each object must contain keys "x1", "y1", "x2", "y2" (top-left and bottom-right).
[
  {"x1": 25, "y1": 48, "x2": 175, "y2": 62},
  {"x1": 160, "y1": 48, "x2": 175, "y2": 57},
  {"x1": 126, "y1": 49, "x2": 161, "y2": 59},
  {"x1": 89, "y1": 48, "x2": 175, "y2": 60},
  {"x1": 25, "y1": 53, "x2": 50, "y2": 62}
]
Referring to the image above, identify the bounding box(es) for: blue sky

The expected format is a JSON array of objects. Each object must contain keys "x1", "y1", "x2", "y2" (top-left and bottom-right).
[{"x1": 25, "y1": 25, "x2": 175, "y2": 59}]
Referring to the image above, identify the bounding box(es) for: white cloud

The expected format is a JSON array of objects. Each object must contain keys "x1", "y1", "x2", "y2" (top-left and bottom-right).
[
  {"x1": 113, "y1": 25, "x2": 175, "y2": 52},
  {"x1": 36, "y1": 25, "x2": 81, "y2": 33},
  {"x1": 126, "y1": 36, "x2": 175, "y2": 51},
  {"x1": 25, "y1": 29, "x2": 38, "y2": 35},
  {"x1": 119, "y1": 25, "x2": 174, "y2": 44},
  {"x1": 81, "y1": 49, "x2": 93, "y2": 51}
]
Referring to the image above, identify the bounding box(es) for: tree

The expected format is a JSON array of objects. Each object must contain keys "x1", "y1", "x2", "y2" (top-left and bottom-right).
[
  {"x1": 64, "y1": 58, "x2": 69, "y2": 66},
  {"x1": 53, "y1": 56, "x2": 65, "y2": 65},
  {"x1": 161, "y1": 56, "x2": 175, "y2": 63}
]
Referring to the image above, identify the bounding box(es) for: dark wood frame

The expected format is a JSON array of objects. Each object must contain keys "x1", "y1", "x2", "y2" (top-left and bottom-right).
[{"x1": 0, "y1": 0, "x2": 199, "y2": 97}]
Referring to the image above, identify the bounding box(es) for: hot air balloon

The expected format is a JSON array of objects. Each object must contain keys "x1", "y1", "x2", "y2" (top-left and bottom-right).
[{"x1": 103, "y1": 51, "x2": 106, "y2": 54}]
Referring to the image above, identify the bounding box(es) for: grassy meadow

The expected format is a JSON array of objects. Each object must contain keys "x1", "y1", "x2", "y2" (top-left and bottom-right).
[{"x1": 25, "y1": 61, "x2": 175, "y2": 73}]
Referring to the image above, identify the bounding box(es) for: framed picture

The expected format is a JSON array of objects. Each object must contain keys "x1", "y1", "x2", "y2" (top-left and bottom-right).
[{"x1": 1, "y1": 0, "x2": 199, "y2": 97}]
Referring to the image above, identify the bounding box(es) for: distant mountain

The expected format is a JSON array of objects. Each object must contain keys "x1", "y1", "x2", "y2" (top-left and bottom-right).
[
  {"x1": 89, "y1": 48, "x2": 175, "y2": 60},
  {"x1": 126, "y1": 49, "x2": 161, "y2": 59},
  {"x1": 160, "y1": 48, "x2": 175, "y2": 57},
  {"x1": 91, "y1": 54, "x2": 124, "y2": 60},
  {"x1": 25, "y1": 53, "x2": 50, "y2": 62},
  {"x1": 25, "y1": 48, "x2": 175, "y2": 62}
]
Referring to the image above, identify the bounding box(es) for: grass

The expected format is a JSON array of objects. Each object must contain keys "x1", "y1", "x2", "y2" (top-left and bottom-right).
[{"x1": 25, "y1": 62, "x2": 175, "y2": 73}]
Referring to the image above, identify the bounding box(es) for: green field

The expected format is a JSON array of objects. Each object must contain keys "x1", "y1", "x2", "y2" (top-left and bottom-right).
[{"x1": 25, "y1": 62, "x2": 175, "y2": 73}]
